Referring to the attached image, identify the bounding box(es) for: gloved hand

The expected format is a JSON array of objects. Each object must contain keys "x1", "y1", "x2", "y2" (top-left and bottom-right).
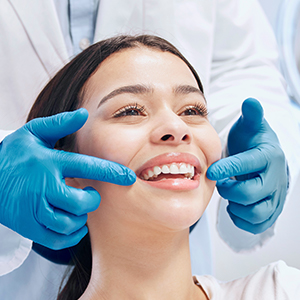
[
  {"x1": 0, "y1": 108, "x2": 136, "y2": 249},
  {"x1": 207, "y1": 98, "x2": 288, "y2": 234}
]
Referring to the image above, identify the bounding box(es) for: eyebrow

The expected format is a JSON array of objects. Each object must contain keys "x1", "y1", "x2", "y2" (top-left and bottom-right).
[
  {"x1": 98, "y1": 84, "x2": 154, "y2": 107},
  {"x1": 97, "y1": 84, "x2": 204, "y2": 108},
  {"x1": 173, "y1": 85, "x2": 204, "y2": 99}
]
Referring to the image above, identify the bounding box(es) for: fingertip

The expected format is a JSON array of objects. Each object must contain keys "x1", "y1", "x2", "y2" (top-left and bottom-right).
[
  {"x1": 242, "y1": 98, "x2": 261, "y2": 111},
  {"x1": 206, "y1": 168, "x2": 216, "y2": 180},
  {"x1": 57, "y1": 109, "x2": 89, "y2": 134},
  {"x1": 207, "y1": 161, "x2": 233, "y2": 181},
  {"x1": 83, "y1": 186, "x2": 97, "y2": 192},
  {"x1": 70, "y1": 225, "x2": 89, "y2": 246},
  {"x1": 27, "y1": 109, "x2": 90, "y2": 146},
  {"x1": 206, "y1": 161, "x2": 222, "y2": 180},
  {"x1": 63, "y1": 225, "x2": 89, "y2": 249},
  {"x1": 125, "y1": 169, "x2": 137, "y2": 185},
  {"x1": 80, "y1": 225, "x2": 89, "y2": 239},
  {"x1": 74, "y1": 108, "x2": 89, "y2": 121},
  {"x1": 226, "y1": 202, "x2": 231, "y2": 215},
  {"x1": 110, "y1": 165, "x2": 137, "y2": 186},
  {"x1": 83, "y1": 186, "x2": 101, "y2": 210},
  {"x1": 66, "y1": 108, "x2": 89, "y2": 131},
  {"x1": 241, "y1": 98, "x2": 264, "y2": 126}
]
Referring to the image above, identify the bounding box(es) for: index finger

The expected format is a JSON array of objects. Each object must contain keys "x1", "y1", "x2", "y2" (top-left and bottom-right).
[
  {"x1": 26, "y1": 109, "x2": 88, "y2": 147},
  {"x1": 206, "y1": 148, "x2": 267, "y2": 181},
  {"x1": 57, "y1": 151, "x2": 136, "y2": 186}
]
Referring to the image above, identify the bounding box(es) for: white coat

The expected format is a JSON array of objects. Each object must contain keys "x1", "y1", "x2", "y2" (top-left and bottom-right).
[{"x1": 1, "y1": 0, "x2": 300, "y2": 299}]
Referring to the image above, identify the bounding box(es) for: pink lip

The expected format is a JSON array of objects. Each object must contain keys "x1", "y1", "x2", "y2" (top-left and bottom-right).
[{"x1": 136, "y1": 152, "x2": 201, "y2": 191}]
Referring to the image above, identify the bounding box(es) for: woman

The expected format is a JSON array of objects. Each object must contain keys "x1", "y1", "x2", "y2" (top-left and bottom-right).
[{"x1": 27, "y1": 35, "x2": 300, "y2": 300}]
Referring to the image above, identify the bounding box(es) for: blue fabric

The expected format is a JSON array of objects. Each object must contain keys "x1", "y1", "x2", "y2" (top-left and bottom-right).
[
  {"x1": 69, "y1": 0, "x2": 100, "y2": 55},
  {"x1": 54, "y1": 0, "x2": 100, "y2": 56}
]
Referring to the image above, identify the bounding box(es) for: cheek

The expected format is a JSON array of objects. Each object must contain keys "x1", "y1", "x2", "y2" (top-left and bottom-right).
[
  {"x1": 194, "y1": 126, "x2": 222, "y2": 165},
  {"x1": 77, "y1": 123, "x2": 145, "y2": 166}
]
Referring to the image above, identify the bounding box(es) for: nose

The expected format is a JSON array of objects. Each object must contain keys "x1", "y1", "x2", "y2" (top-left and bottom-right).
[{"x1": 150, "y1": 111, "x2": 192, "y2": 145}]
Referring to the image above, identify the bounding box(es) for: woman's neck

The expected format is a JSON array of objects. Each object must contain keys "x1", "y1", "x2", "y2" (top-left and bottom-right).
[{"x1": 80, "y1": 219, "x2": 206, "y2": 300}]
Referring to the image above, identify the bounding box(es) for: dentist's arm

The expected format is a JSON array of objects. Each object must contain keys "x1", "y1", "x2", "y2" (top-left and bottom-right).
[
  {"x1": 207, "y1": 99, "x2": 288, "y2": 234},
  {"x1": 0, "y1": 108, "x2": 136, "y2": 250}
]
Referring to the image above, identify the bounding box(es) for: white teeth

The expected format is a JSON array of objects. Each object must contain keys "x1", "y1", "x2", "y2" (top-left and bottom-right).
[
  {"x1": 143, "y1": 163, "x2": 196, "y2": 181},
  {"x1": 169, "y1": 164, "x2": 179, "y2": 174},
  {"x1": 191, "y1": 167, "x2": 195, "y2": 177},
  {"x1": 179, "y1": 163, "x2": 188, "y2": 173},
  {"x1": 148, "y1": 170, "x2": 154, "y2": 178},
  {"x1": 161, "y1": 165, "x2": 170, "y2": 174},
  {"x1": 153, "y1": 166, "x2": 161, "y2": 176}
]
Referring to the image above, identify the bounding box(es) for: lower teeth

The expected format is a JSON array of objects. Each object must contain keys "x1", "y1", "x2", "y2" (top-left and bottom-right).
[{"x1": 147, "y1": 177, "x2": 192, "y2": 181}]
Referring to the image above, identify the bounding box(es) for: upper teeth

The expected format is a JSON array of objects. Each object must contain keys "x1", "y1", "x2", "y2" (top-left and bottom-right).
[{"x1": 142, "y1": 163, "x2": 195, "y2": 180}]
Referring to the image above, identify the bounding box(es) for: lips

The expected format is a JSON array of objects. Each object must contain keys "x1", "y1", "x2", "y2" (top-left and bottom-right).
[{"x1": 135, "y1": 153, "x2": 201, "y2": 190}]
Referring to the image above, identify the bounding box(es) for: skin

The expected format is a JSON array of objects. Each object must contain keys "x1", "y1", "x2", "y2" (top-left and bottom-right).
[{"x1": 68, "y1": 46, "x2": 222, "y2": 300}]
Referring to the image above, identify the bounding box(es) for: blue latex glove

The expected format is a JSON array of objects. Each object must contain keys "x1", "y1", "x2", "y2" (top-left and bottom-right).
[
  {"x1": 0, "y1": 108, "x2": 136, "y2": 250},
  {"x1": 207, "y1": 98, "x2": 288, "y2": 234}
]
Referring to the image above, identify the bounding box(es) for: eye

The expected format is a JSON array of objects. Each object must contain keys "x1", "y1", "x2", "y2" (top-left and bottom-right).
[
  {"x1": 113, "y1": 103, "x2": 146, "y2": 118},
  {"x1": 180, "y1": 103, "x2": 208, "y2": 117}
]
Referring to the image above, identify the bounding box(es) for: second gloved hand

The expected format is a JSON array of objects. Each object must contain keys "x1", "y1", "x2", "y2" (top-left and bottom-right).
[
  {"x1": 207, "y1": 98, "x2": 288, "y2": 234},
  {"x1": 0, "y1": 109, "x2": 136, "y2": 249}
]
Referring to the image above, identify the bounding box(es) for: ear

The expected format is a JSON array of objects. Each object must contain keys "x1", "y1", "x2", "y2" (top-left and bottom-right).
[{"x1": 65, "y1": 177, "x2": 83, "y2": 189}]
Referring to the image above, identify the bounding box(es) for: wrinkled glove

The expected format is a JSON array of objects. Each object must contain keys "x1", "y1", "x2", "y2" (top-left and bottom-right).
[
  {"x1": 207, "y1": 98, "x2": 288, "y2": 234},
  {"x1": 0, "y1": 109, "x2": 136, "y2": 249}
]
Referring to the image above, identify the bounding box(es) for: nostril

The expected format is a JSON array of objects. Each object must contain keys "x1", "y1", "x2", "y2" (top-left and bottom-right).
[
  {"x1": 182, "y1": 134, "x2": 188, "y2": 141},
  {"x1": 161, "y1": 134, "x2": 173, "y2": 141}
]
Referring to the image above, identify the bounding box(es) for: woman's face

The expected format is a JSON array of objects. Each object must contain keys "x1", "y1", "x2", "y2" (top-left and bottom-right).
[{"x1": 74, "y1": 47, "x2": 222, "y2": 232}]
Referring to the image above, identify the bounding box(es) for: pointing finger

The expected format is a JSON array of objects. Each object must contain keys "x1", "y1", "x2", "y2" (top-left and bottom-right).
[
  {"x1": 25, "y1": 109, "x2": 88, "y2": 147},
  {"x1": 207, "y1": 148, "x2": 267, "y2": 181},
  {"x1": 58, "y1": 151, "x2": 136, "y2": 186}
]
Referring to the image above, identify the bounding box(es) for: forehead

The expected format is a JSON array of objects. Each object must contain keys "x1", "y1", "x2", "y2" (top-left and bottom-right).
[{"x1": 86, "y1": 47, "x2": 199, "y2": 92}]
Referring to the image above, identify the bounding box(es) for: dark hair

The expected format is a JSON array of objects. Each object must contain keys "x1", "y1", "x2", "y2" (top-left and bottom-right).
[{"x1": 27, "y1": 34, "x2": 204, "y2": 300}]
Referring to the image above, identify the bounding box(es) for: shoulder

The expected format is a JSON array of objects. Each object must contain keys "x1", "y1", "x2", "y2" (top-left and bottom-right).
[{"x1": 194, "y1": 261, "x2": 300, "y2": 300}]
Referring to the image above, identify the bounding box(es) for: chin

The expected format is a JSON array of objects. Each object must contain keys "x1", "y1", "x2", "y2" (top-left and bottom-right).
[
  {"x1": 146, "y1": 192, "x2": 210, "y2": 232},
  {"x1": 94, "y1": 182, "x2": 213, "y2": 233}
]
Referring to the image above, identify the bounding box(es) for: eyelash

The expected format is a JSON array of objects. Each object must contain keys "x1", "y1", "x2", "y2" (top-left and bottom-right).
[
  {"x1": 113, "y1": 103, "x2": 146, "y2": 118},
  {"x1": 112, "y1": 102, "x2": 208, "y2": 118},
  {"x1": 180, "y1": 103, "x2": 208, "y2": 117}
]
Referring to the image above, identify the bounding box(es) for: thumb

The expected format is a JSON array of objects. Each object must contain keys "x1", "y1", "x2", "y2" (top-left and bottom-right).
[
  {"x1": 25, "y1": 109, "x2": 88, "y2": 148},
  {"x1": 228, "y1": 98, "x2": 265, "y2": 155},
  {"x1": 240, "y1": 98, "x2": 264, "y2": 132}
]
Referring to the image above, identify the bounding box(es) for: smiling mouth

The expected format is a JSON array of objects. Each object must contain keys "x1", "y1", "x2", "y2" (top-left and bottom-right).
[{"x1": 139, "y1": 163, "x2": 196, "y2": 181}]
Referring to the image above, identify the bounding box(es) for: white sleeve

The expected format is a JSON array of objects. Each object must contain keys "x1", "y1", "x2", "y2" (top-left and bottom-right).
[
  {"x1": 216, "y1": 197, "x2": 275, "y2": 252},
  {"x1": 0, "y1": 225, "x2": 32, "y2": 276},
  {"x1": 195, "y1": 261, "x2": 300, "y2": 299},
  {"x1": 226, "y1": 261, "x2": 300, "y2": 299},
  {"x1": 207, "y1": 0, "x2": 300, "y2": 251},
  {"x1": 0, "y1": 130, "x2": 14, "y2": 143},
  {"x1": 0, "y1": 130, "x2": 33, "y2": 276}
]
